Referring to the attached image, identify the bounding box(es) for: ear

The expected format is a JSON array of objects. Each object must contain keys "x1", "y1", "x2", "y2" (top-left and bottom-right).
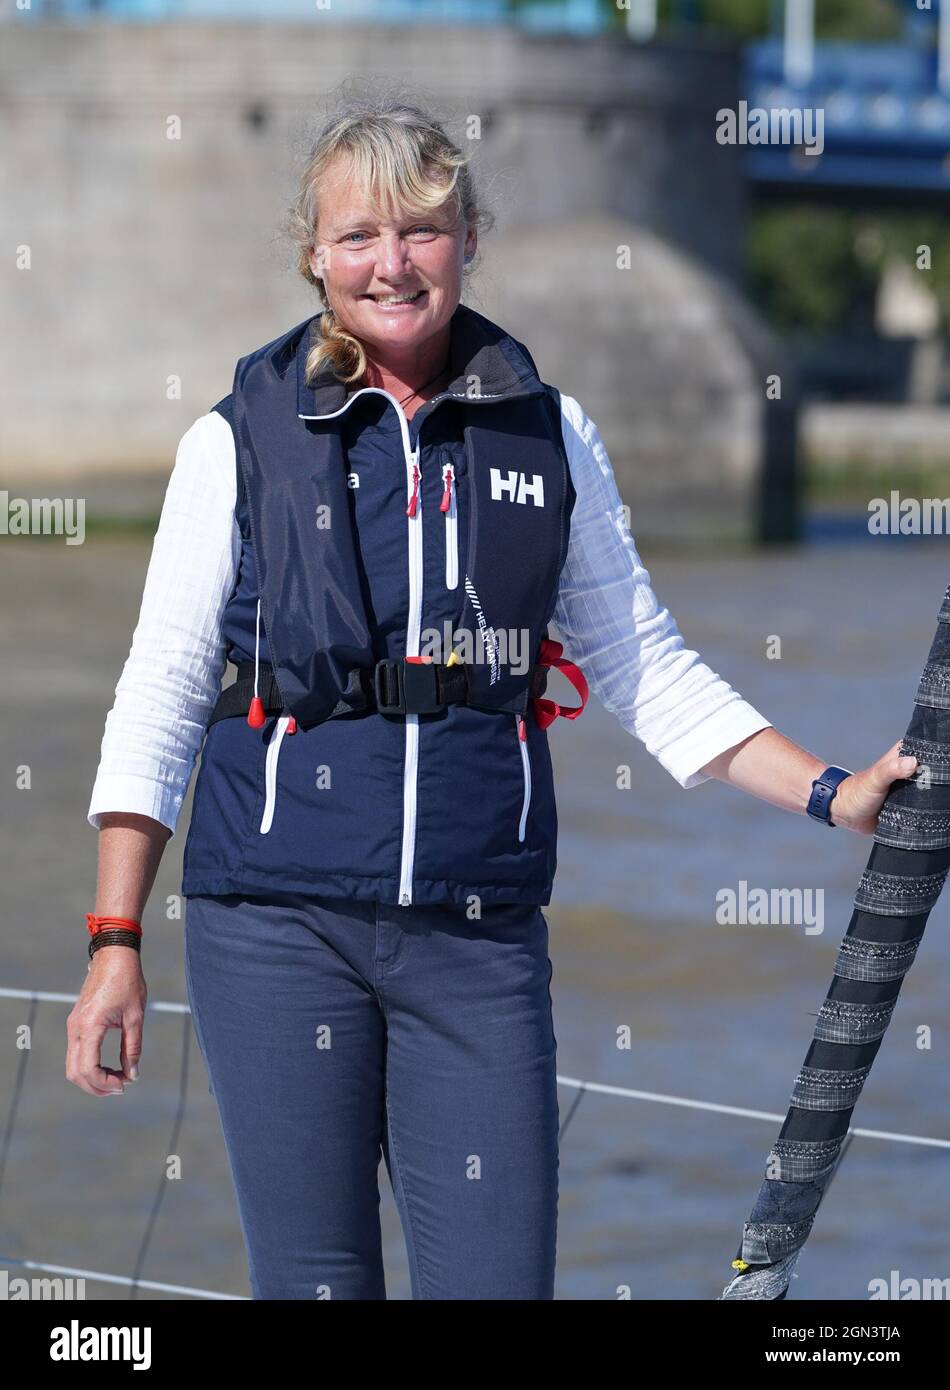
[{"x1": 309, "y1": 243, "x2": 329, "y2": 280}]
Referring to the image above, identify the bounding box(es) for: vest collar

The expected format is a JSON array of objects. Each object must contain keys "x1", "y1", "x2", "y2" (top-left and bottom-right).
[{"x1": 295, "y1": 302, "x2": 544, "y2": 420}]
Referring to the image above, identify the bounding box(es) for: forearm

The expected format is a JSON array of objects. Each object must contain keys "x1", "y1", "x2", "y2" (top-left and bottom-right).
[
  {"x1": 697, "y1": 727, "x2": 828, "y2": 817},
  {"x1": 94, "y1": 813, "x2": 171, "y2": 918}
]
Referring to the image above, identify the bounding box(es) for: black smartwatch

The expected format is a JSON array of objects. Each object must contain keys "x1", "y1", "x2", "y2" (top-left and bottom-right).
[{"x1": 806, "y1": 765, "x2": 852, "y2": 827}]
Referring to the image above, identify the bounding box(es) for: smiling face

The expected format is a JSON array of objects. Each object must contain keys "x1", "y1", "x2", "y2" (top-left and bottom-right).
[{"x1": 308, "y1": 155, "x2": 477, "y2": 366}]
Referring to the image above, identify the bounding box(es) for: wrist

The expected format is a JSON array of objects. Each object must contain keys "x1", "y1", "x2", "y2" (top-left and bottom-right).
[
  {"x1": 806, "y1": 765, "x2": 853, "y2": 827},
  {"x1": 86, "y1": 912, "x2": 143, "y2": 962}
]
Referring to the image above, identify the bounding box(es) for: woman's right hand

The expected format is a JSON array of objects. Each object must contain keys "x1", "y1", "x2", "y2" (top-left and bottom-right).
[
  {"x1": 73, "y1": 811, "x2": 170, "y2": 1095},
  {"x1": 66, "y1": 946, "x2": 147, "y2": 1096}
]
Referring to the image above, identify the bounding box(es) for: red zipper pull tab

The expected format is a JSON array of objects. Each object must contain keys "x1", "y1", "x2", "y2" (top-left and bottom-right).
[
  {"x1": 517, "y1": 714, "x2": 527, "y2": 741},
  {"x1": 406, "y1": 459, "x2": 421, "y2": 517},
  {"x1": 286, "y1": 715, "x2": 297, "y2": 735},
  {"x1": 440, "y1": 462, "x2": 453, "y2": 513}
]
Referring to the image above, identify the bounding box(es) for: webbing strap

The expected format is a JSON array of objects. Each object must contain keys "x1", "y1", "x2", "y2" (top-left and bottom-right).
[
  {"x1": 207, "y1": 667, "x2": 287, "y2": 727},
  {"x1": 209, "y1": 659, "x2": 509, "y2": 725},
  {"x1": 530, "y1": 638, "x2": 590, "y2": 731},
  {"x1": 207, "y1": 648, "x2": 583, "y2": 728}
]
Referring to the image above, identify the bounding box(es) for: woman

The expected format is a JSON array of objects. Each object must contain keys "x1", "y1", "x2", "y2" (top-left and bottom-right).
[{"x1": 71, "y1": 95, "x2": 916, "y2": 1300}]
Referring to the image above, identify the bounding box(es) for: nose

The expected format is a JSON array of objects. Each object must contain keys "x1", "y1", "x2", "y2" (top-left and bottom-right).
[{"x1": 375, "y1": 231, "x2": 414, "y2": 280}]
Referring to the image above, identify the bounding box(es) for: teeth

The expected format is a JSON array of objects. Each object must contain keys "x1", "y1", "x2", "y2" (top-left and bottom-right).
[{"x1": 371, "y1": 291, "x2": 423, "y2": 304}]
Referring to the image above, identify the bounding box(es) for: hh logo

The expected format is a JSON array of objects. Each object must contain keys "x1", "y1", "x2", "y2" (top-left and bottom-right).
[{"x1": 489, "y1": 468, "x2": 544, "y2": 507}]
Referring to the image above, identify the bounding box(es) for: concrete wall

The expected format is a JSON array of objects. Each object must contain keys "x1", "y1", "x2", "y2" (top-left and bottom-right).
[
  {"x1": 1, "y1": 20, "x2": 795, "y2": 541},
  {"x1": 802, "y1": 403, "x2": 950, "y2": 468}
]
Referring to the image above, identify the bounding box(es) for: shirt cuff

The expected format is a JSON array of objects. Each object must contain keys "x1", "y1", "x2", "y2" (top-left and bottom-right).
[
  {"x1": 658, "y1": 704, "x2": 774, "y2": 790},
  {"x1": 87, "y1": 772, "x2": 183, "y2": 835}
]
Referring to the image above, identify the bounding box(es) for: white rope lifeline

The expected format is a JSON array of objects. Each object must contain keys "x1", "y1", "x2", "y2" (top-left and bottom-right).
[{"x1": 3, "y1": 986, "x2": 946, "y2": 1151}]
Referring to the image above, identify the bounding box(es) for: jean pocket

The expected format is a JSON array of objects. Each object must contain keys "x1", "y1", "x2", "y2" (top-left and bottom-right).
[{"x1": 183, "y1": 915, "x2": 215, "y2": 1099}]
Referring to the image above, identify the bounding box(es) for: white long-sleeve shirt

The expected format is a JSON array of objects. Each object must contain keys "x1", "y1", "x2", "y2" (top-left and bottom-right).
[{"x1": 87, "y1": 393, "x2": 772, "y2": 834}]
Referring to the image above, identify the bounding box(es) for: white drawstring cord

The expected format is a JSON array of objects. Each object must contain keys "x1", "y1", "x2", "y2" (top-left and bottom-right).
[
  {"x1": 246, "y1": 596, "x2": 267, "y2": 729},
  {"x1": 254, "y1": 597, "x2": 261, "y2": 698},
  {"x1": 250, "y1": 592, "x2": 295, "y2": 735}
]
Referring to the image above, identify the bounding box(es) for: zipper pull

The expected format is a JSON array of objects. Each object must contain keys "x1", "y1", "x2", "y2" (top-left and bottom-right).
[
  {"x1": 440, "y1": 462, "x2": 454, "y2": 513},
  {"x1": 517, "y1": 714, "x2": 527, "y2": 741},
  {"x1": 406, "y1": 456, "x2": 421, "y2": 517},
  {"x1": 286, "y1": 715, "x2": 297, "y2": 735}
]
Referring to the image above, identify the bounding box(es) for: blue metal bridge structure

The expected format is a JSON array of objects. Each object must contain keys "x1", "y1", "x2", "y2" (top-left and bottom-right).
[{"x1": 745, "y1": 28, "x2": 950, "y2": 203}]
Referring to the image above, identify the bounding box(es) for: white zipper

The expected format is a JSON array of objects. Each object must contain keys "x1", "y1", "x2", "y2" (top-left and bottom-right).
[
  {"x1": 298, "y1": 387, "x2": 425, "y2": 909},
  {"x1": 400, "y1": 441, "x2": 423, "y2": 905},
  {"x1": 516, "y1": 713, "x2": 531, "y2": 842},
  {"x1": 260, "y1": 714, "x2": 292, "y2": 834},
  {"x1": 440, "y1": 461, "x2": 458, "y2": 589}
]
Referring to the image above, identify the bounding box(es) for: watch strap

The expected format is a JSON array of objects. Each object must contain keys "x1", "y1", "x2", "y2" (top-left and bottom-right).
[{"x1": 806, "y1": 765, "x2": 852, "y2": 827}]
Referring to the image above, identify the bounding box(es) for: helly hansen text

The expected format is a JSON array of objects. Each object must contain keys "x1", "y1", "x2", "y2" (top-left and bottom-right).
[{"x1": 489, "y1": 469, "x2": 544, "y2": 507}]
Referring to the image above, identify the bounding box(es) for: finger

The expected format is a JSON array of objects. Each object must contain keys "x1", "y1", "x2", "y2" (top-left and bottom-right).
[
  {"x1": 120, "y1": 1016, "x2": 144, "y2": 1082},
  {"x1": 877, "y1": 742, "x2": 916, "y2": 779},
  {"x1": 895, "y1": 749, "x2": 918, "y2": 776},
  {"x1": 75, "y1": 1017, "x2": 126, "y2": 1097},
  {"x1": 64, "y1": 1012, "x2": 99, "y2": 1093}
]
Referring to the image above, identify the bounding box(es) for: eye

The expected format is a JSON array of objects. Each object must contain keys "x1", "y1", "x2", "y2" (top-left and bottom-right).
[{"x1": 342, "y1": 230, "x2": 370, "y2": 245}]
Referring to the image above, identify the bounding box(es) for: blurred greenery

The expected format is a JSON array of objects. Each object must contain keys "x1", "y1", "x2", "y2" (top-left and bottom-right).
[
  {"x1": 747, "y1": 207, "x2": 950, "y2": 335},
  {"x1": 592, "y1": 0, "x2": 907, "y2": 41},
  {"x1": 698, "y1": 0, "x2": 903, "y2": 41},
  {"x1": 0, "y1": 516, "x2": 163, "y2": 538},
  {"x1": 807, "y1": 457, "x2": 948, "y2": 504},
  {"x1": 748, "y1": 208, "x2": 868, "y2": 332}
]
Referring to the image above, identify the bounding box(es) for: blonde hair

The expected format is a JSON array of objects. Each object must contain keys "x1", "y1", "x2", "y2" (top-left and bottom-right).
[{"x1": 285, "y1": 83, "x2": 496, "y2": 386}]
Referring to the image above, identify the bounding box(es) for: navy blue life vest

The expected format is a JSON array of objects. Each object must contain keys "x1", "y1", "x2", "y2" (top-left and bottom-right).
[{"x1": 181, "y1": 304, "x2": 584, "y2": 908}]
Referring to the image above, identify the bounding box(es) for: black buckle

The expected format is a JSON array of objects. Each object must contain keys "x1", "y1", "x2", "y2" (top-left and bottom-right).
[{"x1": 373, "y1": 658, "x2": 442, "y2": 715}]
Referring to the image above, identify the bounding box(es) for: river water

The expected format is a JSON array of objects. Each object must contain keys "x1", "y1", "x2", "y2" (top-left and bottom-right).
[{"x1": 0, "y1": 526, "x2": 946, "y2": 1300}]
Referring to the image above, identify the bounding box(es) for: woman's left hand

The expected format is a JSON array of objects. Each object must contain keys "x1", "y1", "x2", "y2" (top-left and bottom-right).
[{"x1": 829, "y1": 741, "x2": 919, "y2": 835}]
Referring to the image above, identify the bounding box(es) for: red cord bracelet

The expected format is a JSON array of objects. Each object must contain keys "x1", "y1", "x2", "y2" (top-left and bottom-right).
[{"x1": 86, "y1": 913, "x2": 143, "y2": 938}]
